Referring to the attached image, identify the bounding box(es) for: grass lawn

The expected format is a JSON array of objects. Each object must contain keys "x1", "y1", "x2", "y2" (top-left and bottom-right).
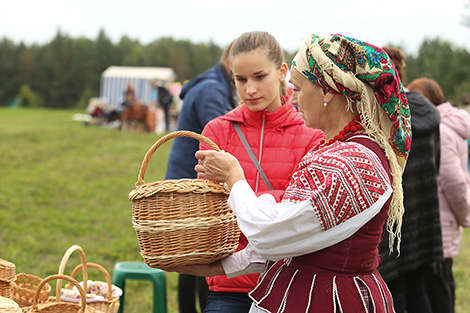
[
  {"x1": 1, "y1": 108, "x2": 469, "y2": 312},
  {"x1": 0, "y1": 108, "x2": 179, "y2": 312}
]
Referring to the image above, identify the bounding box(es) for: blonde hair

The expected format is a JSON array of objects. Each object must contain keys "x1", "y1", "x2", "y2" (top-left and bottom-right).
[
  {"x1": 229, "y1": 31, "x2": 287, "y2": 96},
  {"x1": 219, "y1": 40, "x2": 234, "y2": 63}
]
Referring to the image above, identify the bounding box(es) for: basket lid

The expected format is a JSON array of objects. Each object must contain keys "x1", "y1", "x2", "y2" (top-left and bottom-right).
[{"x1": 0, "y1": 259, "x2": 16, "y2": 282}]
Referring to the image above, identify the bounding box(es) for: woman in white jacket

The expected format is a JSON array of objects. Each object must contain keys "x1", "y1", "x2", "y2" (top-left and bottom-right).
[{"x1": 409, "y1": 77, "x2": 470, "y2": 313}]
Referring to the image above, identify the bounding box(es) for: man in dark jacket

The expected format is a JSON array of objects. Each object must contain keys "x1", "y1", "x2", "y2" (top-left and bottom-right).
[
  {"x1": 165, "y1": 44, "x2": 236, "y2": 181},
  {"x1": 164, "y1": 42, "x2": 236, "y2": 313}
]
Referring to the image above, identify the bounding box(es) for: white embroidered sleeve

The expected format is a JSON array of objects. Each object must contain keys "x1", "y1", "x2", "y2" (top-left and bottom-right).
[{"x1": 228, "y1": 180, "x2": 392, "y2": 261}]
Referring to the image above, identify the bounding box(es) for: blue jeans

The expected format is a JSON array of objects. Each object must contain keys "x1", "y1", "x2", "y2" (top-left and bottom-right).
[{"x1": 203, "y1": 292, "x2": 253, "y2": 313}]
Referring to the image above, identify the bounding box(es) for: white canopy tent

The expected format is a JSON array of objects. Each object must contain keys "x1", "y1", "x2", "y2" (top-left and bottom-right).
[{"x1": 99, "y1": 66, "x2": 176, "y2": 107}]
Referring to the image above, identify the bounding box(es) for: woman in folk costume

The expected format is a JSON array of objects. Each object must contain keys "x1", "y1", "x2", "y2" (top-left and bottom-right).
[{"x1": 172, "y1": 33, "x2": 412, "y2": 312}]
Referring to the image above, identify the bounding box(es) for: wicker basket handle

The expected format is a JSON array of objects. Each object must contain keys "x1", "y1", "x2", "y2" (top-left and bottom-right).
[
  {"x1": 136, "y1": 130, "x2": 221, "y2": 187},
  {"x1": 56, "y1": 245, "x2": 88, "y2": 302},
  {"x1": 67, "y1": 262, "x2": 114, "y2": 300},
  {"x1": 33, "y1": 274, "x2": 87, "y2": 313}
]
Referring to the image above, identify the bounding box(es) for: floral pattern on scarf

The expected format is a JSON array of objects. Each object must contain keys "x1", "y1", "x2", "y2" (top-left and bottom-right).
[{"x1": 292, "y1": 33, "x2": 411, "y2": 158}]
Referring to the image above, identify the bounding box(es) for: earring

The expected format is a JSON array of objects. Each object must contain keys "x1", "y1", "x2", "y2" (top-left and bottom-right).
[
  {"x1": 323, "y1": 101, "x2": 328, "y2": 107},
  {"x1": 280, "y1": 77, "x2": 285, "y2": 81}
]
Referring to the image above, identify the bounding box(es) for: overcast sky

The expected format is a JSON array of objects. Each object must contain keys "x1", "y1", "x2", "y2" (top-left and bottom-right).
[{"x1": 1, "y1": 0, "x2": 469, "y2": 55}]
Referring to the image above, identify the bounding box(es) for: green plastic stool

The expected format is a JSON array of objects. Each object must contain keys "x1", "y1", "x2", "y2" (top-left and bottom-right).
[{"x1": 112, "y1": 262, "x2": 167, "y2": 313}]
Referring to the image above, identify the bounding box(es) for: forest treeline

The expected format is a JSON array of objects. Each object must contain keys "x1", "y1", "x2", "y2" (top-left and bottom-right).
[{"x1": 1, "y1": 29, "x2": 469, "y2": 109}]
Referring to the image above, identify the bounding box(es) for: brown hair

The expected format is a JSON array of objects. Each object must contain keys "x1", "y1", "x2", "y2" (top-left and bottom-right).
[
  {"x1": 408, "y1": 78, "x2": 445, "y2": 106},
  {"x1": 382, "y1": 46, "x2": 407, "y2": 85},
  {"x1": 229, "y1": 31, "x2": 287, "y2": 96},
  {"x1": 219, "y1": 40, "x2": 234, "y2": 63}
]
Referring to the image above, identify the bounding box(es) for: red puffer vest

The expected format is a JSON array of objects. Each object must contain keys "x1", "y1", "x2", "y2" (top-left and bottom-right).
[{"x1": 200, "y1": 100, "x2": 324, "y2": 293}]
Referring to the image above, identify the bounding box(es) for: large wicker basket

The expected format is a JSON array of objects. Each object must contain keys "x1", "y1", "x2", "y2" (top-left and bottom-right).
[{"x1": 129, "y1": 131, "x2": 240, "y2": 269}]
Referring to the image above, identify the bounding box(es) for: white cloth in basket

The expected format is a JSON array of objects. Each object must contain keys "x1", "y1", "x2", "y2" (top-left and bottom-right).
[{"x1": 61, "y1": 280, "x2": 122, "y2": 303}]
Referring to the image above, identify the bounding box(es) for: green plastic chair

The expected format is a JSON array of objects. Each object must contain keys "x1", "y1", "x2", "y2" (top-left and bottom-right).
[{"x1": 112, "y1": 262, "x2": 167, "y2": 313}]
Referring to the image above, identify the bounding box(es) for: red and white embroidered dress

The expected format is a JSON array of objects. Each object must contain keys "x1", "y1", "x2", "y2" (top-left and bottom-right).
[{"x1": 224, "y1": 134, "x2": 396, "y2": 312}]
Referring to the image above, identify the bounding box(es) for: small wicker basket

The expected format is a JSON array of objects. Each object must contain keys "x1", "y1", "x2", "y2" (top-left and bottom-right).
[
  {"x1": 67, "y1": 262, "x2": 120, "y2": 313},
  {"x1": 0, "y1": 259, "x2": 16, "y2": 282},
  {"x1": 56, "y1": 245, "x2": 88, "y2": 299},
  {"x1": 22, "y1": 274, "x2": 99, "y2": 313},
  {"x1": 0, "y1": 281, "x2": 12, "y2": 300},
  {"x1": 56, "y1": 245, "x2": 120, "y2": 312},
  {"x1": 0, "y1": 258, "x2": 15, "y2": 298},
  {"x1": 11, "y1": 273, "x2": 51, "y2": 308},
  {"x1": 129, "y1": 131, "x2": 240, "y2": 269}
]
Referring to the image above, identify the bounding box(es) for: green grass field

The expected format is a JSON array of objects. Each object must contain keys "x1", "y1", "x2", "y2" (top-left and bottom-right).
[
  {"x1": 1, "y1": 108, "x2": 469, "y2": 312},
  {"x1": 0, "y1": 108, "x2": 179, "y2": 312}
]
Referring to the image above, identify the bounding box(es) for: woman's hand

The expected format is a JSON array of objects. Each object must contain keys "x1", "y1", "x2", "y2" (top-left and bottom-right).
[
  {"x1": 163, "y1": 261, "x2": 225, "y2": 277},
  {"x1": 195, "y1": 150, "x2": 245, "y2": 189}
]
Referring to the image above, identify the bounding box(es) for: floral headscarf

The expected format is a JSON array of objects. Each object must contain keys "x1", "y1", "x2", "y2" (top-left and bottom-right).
[{"x1": 292, "y1": 34, "x2": 412, "y2": 252}]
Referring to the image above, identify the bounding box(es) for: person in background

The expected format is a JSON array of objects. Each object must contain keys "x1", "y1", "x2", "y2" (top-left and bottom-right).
[
  {"x1": 171, "y1": 33, "x2": 412, "y2": 313},
  {"x1": 199, "y1": 31, "x2": 324, "y2": 313},
  {"x1": 377, "y1": 46, "x2": 443, "y2": 313},
  {"x1": 106, "y1": 83, "x2": 135, "y2": 124},
  {"x1": 121, "y1": 83, "x2": 136, "y2": 111},
  {"x1": 408, "y1": 77, "x2": 470, "y2": 313},
  {"x1": 164, "y1": 42, "x2": 237, "y2": 313},
  {"x1": 156, "y1": 81, "x2": 173, "y2": 132}
]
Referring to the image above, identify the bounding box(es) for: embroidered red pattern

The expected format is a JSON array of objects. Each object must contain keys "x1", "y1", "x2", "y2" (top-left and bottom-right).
[{"x1": 283, "y1": 140, "x2": 391, "y2": 231}]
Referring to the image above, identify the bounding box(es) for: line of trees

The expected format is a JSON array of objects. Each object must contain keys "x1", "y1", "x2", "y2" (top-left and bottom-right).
[
  {"x1": 0, "y1": 29, "x2": 469, "y2": 109},
  {"x1": 404, "y1": 38, "x2": 470, "y2": 105},
  {"x1": 0, "y1": 30, "x2": 223, "y2": 109}
]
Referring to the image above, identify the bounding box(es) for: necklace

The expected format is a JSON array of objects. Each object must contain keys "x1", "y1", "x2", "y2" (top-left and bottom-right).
[{"x1": 319, "y1": 116, "x2": 363, "y2": 147}]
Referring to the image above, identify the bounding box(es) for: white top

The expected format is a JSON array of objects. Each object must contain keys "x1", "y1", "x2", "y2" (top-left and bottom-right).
[{"x1": 221, "y1": 180, "x2": 392, "y2": 277}]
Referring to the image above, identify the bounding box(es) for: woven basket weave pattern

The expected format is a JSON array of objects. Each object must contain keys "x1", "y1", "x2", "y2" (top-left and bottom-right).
[
  {"x1": 57, "y1": 245, "x2": 120, "y2": 313},
  {"x1": 0, "y1": 259, "x2": 16, "y2": 283},
  {"x1": 22, "y1": 274, "x2": 98, "y2": 313},
  {"x1": 0, "y1": 258, "x2": 15, "y2": 299},
  {"x1": 0, "y1": 282, "x2": 12, "y2": 299},
  {"x1": 11, "y1": 273, "x2": 51, "y2": 308},
  {"x1": 68, "y1": 262, "x2": 120, "y2": 313},
  {"x1": 130, "y1": 131, "x2": 240, "y2": 268}
]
